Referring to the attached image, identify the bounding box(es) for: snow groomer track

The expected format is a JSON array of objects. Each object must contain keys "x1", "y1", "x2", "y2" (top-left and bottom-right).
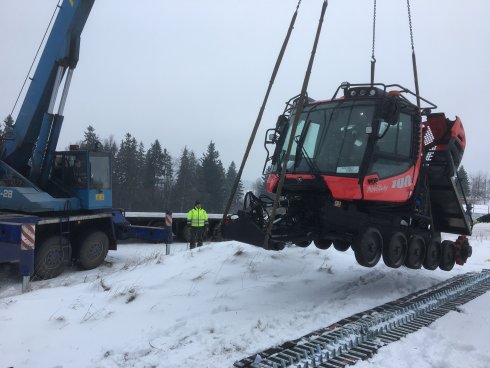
[{"x1": 235, "y1": 270, "x2": 490, "y2": 368}]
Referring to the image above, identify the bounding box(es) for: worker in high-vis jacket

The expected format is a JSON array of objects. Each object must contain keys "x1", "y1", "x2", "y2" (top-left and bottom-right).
[{"x1": 187, "y1": 200, "x2": 208, "y2": 249}]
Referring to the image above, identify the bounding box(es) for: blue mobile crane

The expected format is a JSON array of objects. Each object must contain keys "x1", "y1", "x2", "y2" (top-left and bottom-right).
[{"x1": 0, "y1": 0, "x2": 170, "y2": 287}]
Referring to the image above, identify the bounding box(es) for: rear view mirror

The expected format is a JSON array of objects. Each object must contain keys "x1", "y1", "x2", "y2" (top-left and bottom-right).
[
  {"x1": 382, "y1": 96, "x2": 400, "y2": 125},
  {"x1": 276, "y1": 115, "x2": 288, "y2": 131}
]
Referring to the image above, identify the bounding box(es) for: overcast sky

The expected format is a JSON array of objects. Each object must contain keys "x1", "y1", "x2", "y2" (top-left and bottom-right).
[{"x1": 1, "y1": 0, "x2": 489, "y2": 182}]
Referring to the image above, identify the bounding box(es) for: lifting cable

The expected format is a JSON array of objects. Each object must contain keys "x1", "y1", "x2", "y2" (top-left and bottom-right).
[
  {"x1": 9, "y1": 1, "x2": 62, "y2": 119},
  {"x1": 407, "y1": 1, "x2": 471, "y2": 225},
  {"x1": 372, "y1": 0, "x2": 421, "y2": 106},
  {"x1": 406, "y1": 0, "x2": 421, "y2": 108},
  {"x1": 264, "y1": 0, "x2": 329, "y2": 249},
  {"x1": 370, "y1": 0, "x2": 377, "y2": 85},
  {"x1": 221, "y1": 0, "x2": 303, "y2": 223}
]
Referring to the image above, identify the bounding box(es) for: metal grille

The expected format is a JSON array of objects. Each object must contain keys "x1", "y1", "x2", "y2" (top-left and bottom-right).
[
  {"x1": 424, "y1": 125, "x2": 436, "y2": 162},
  {"x1": 235, "y1": 270, "x2": 490, "y2": 368}
]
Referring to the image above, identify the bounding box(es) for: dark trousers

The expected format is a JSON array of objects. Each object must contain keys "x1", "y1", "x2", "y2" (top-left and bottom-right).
[{"x1": 190, "y1": 227, "x2": 205, "y2": 249}]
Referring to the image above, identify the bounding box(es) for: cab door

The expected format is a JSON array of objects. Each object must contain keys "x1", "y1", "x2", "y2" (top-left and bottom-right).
[{"x1": 363, "y1": 112, "x2": 419, "y2": 202}]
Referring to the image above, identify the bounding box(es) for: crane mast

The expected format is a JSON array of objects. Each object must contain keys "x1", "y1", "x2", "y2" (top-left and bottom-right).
[{"x1": 2, "y1": 0, "x2": 94, "y2": 185}]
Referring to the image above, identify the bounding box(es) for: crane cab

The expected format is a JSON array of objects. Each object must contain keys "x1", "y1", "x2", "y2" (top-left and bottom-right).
[{"x1": 50, "y1": 150, "x2": 112, "y2": 210}]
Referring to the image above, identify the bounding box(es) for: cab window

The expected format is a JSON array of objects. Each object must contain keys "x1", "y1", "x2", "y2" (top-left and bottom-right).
[{"x1": 369, "y1": 112, "x2": 413, "y2": 178}]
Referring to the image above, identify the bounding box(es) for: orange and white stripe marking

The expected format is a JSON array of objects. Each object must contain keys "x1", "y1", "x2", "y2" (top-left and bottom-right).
[
  {"x1": 21, "y1": 224, "x2": 36, "y2": 251},
  {"x1": 165, "y1": 214, "x2": 173, "y2": 227}
]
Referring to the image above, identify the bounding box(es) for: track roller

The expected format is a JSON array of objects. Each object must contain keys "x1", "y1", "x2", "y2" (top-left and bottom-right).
[
  {"x1": 405, "y1": 236, "x2": 426, "y2": 269},
  {"x1": 314, "y1": 239, "x2": 332, "y2": 250},
  {"x1": 423, "y1": 238, "x2": 441, "y2": 270},
  {"x1": 382, "y1": 232, "x2": 407, "y2": 268},
  {"x1": 294, "y1": 240, "x2": 312, "y2": 248},
  {"x1": 333, "y1": 240, "x2": 350, "y2": 252},
  {"x1": 353, "y1": 227, "x2": 383, "y2": 267},
  {"x1": 439, "y1": 240, "x2": 456, "y2": 271}
]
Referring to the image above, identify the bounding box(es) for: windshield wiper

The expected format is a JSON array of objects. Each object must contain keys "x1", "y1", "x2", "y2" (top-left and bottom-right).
[{"x1": 293, "y1": 135, "x2": 321, "y2": 176}]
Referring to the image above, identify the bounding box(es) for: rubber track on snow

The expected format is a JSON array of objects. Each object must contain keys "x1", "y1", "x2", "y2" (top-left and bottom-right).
[{"x1": 234, "y1": 270, "x2": 490, "y2": 368}]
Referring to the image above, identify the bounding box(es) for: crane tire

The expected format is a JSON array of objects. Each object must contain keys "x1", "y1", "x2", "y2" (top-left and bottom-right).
[
  {"x1": 34, "y1": 236, "x2": 71, "y2": 280},
  {"x1": 78, "y1": 230, "x2": 109, "y2": 270}
]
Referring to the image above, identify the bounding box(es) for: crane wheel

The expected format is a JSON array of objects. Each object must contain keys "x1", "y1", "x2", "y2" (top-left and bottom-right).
[
  {"x1": 382, "y1": 232, "x2": 407, "y2": 268},
  {"x1": 333, "y1": 240, "x2": 350, "y2": 252},
  {"x1": 439, "y1": 240, "x2": 456, "y2": 271},
  {"x1": 353, "y1": 227, "x2": 382, "y2": 268},
  {"x1": 314, "y1": 239, "x2": 332, "y2": 250},
  {"x1": 295, "y1": 240, "x2": 312, "y2": 248},
  {"x1": 78, "y1": 230, "x2": 109, "y2": 270},
  {"x1": 405, "y1": 236, "x2": 426, "y2": 269},
  {"x1": 34, "y1": 236, "x2": 71, "y2": 280},
  {"x1": 423, "y1": 239, "x2": 441, "y2": 270}
]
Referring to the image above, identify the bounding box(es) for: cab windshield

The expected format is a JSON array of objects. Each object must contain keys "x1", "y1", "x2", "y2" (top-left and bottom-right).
[
  {"x1": 51, "y1": 151, "x2": 111, "y2": 190},
  {"x1": 277, "y1": 100, "x2": 376, "y2": 175}
]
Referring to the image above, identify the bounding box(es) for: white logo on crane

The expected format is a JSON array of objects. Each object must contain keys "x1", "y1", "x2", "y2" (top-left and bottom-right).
[
  {"x1": 0, "y1": 189, "x2": 13, "y2": 199},
  {"x1": 392, "y1": 175, "x2": 412, "y2": 189}
]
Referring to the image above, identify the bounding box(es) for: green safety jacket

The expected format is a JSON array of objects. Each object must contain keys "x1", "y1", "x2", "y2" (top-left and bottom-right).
[{"x1": 187, "y1": 207, "x2": 208, "y2": 227}]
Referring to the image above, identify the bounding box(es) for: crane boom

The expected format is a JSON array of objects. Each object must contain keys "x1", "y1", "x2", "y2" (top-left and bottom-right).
[{"x1": 2, "y1": 0, "x2": 94, "y2": 183}]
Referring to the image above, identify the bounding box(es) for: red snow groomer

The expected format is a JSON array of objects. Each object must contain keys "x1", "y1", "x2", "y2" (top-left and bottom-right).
[{"x1": 223, "y1": 82, "x2": 472, "y2": 271}]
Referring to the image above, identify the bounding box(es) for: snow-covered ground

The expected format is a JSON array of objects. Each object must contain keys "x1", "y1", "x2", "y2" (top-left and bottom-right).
[{"x1": 1, "y1": 225, "x2": 490, "y2": 368}]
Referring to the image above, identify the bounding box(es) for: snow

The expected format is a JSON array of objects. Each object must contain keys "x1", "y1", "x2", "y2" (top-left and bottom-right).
[{"x1": 1, "y1": 225, "x2": 490, "y2": 368}]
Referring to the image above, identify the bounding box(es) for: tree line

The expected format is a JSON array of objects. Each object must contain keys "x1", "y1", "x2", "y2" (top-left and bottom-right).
[
  {"x1": 459, "y1": 166, "x2": 490, "y2": 205},
  {"x1": 454, "y1": 166, "x2": 490, "y2": 205},
  {"x1": 3, "y1": 117, "x2": 489, "y2": 209},
  {"x1": 80, "y1": 125, "x2": 244, "y2": 213},
  {"x1": 60, "y1": 126, "x2": 490, "y2": 209}
]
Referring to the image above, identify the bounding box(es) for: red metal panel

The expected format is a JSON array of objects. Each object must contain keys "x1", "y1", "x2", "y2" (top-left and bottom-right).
[{"x1": 323, "y1": 176, "x2": 362, "y2": 200}]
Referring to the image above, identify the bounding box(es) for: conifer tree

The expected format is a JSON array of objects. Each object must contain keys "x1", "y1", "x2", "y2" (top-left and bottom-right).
[
  {"x1": 3, "y1": 114, "x2": 13, "y2": 126},
  {"x1": 161, "y1": 148, "x2": 174, "y2": 211},
  {"x1": 173, "y1": 147, "x2": 199, "y2": 212},
  {"x1": 456, "y1": 165, "x2": 470, "y2": 198},
  {"x1": 1, "y1": 115, "x2": 14, "y2": 153},
  {"x1": 113, "y1": 133, "x2": 140, "y2": 209},
  {"x1": 224, "y1": 161, "x2": 244, "y2": 212},
  {"x1": 199, "y1": 141, "x2": 226, "y2": 212},
  {"x1": 2, "y1": 114, "x2": 14, "y2": 132},
  {"x1": 143, "y1": 140, "x2": 165, "y2": 210},
  {"x1": 102, "y1": 135, "x2": 118, "y2": 197},
  {"x1": 80, "y1": 125, "x2": 100, "y2": 150},
  {"x1": 102, "y1": 135, "x2": 118, "y2": 157},
  {"x1": 254, "y1": 166, "x2": 272, "y2": 197},
  {"x1": 133, "y1": 142, "x2": 146, "y2": 210}
]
